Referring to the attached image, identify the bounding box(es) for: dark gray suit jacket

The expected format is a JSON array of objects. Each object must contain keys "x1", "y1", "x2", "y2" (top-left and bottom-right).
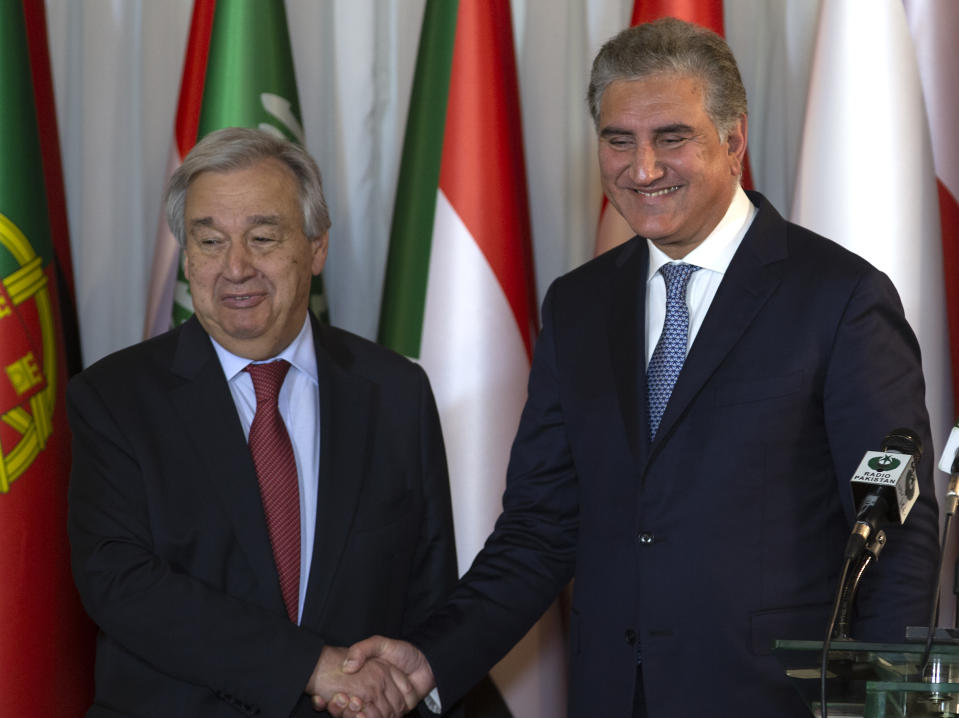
[{"x1": 68, "y1": 314, "x2": 457, "y2": 717}]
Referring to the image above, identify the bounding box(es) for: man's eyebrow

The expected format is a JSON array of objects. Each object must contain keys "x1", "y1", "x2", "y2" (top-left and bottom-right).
[
  {"x1": 188, "y1": 215, "x2": 282, "y2": 231},
  {"x1": 189, "y1": 217, "x2": 216, "y2": 231},
  {"x1": 247, "y1": 214, "x2": 281, "y2": 226},
  {"x1": 599, "y1": 123, "x2": 696, "y2": 139},
  {"x1": 653, "y1": 123, "x2": 695, "y2": 136},
  {"x1": 599, "y1": 125, "x2": 634, "y2": 139}
]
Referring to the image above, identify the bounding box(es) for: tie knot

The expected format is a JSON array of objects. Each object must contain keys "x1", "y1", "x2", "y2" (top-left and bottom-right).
[
  {"x1": 245, "y1": 360, "x2": 291, "y2": 404},
  {"x1": 660, "y1": 262, "x2": 699, "y2": 296}
]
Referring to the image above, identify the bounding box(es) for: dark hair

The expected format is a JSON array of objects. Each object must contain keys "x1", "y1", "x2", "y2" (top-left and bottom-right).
[{"x1": 587, "y1": 17, "x2": 747, "y2": 140}]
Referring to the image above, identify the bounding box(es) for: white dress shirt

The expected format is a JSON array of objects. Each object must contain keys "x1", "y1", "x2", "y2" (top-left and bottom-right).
[
  {"x1": 645, "y1": 186, "x2": 758, "y2": 367},
  {"x1": 210, "y1": 315, "x2": 320, "y2": 624}
]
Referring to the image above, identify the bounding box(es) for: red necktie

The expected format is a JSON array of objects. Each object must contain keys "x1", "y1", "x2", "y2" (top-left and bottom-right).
[{"x1": 245, "y1": 360, "x2": 300, "y2": 622}]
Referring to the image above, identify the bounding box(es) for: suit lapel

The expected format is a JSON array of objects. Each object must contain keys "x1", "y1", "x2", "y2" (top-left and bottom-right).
[
  {"x1": 301, "y1": 319, "x2": 374, "y2": 626},
  {"x1": 607, "y1": 238, "x2": 651, "y2": 470},
  {"x1": 650, "y1": 194, "x2": 789, "y2": 456},
  {"x1": 167, "y1": 318, "x2": 282, "y2": 610}
]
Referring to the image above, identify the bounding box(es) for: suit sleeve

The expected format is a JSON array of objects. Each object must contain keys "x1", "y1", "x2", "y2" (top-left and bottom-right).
[
  {"x1": 402, "y1": 368, "x2": 465, "y2": 718},
  {"x1": 395, "y1": 366, "x2": 459, "y2": 635},
  {"x1": 409, "y1": 287, "x2": 578, "y2": 708},
  {"x1": 822, "y1": 267, "x2": 940, "y2": 638},
  {"x1": 67, "y1": 372, "x2": 323, "y2": 716}
]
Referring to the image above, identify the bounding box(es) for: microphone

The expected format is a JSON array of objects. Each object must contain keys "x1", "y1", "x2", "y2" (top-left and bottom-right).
[
  {"x1": 844, "y1": 428, "x2": 922, "y2": 560},
  {"x1": 938, "y1": 420, "x2": 959, "y2": 515}
]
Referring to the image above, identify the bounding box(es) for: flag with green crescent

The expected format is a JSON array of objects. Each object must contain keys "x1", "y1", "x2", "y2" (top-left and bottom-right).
[{"x1": 144, "y1": 0, "x2": 328, "y2": 337}]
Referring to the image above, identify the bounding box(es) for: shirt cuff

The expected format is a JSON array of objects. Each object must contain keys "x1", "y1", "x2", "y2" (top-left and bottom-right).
[{"x1": 424, "y1": 687, "x2": 442, "y2": 714}]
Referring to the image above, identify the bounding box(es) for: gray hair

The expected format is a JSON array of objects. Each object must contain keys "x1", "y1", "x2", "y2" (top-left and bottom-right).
[
  {"x1": 587, "y1": 17, "x2": 747, "y2": 141},
  {"x1": 165, "y1": 127, "x2": 331, "y2": 247}
]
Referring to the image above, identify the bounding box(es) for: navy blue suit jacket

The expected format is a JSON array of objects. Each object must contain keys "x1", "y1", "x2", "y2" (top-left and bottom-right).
[
  {"x1": 67, "y1": 314, "x2": 457, "y2": 717},
  {"x1": 412, "y1": 192, "x2": 940, "y2": 717}
]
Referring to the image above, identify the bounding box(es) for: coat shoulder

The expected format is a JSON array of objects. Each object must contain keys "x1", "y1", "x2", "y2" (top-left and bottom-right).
[
  {"x1": 545, "y1": 235, "x2": 646, "y2": 311},
  {"x1": 315, "y1": 323, "x2": 429, "y2": 386},
  {"x1": 69, "y1": 324, "x2": 183, "y2": 395},
  {"x1": 749, "y1": 191, "x2": 878, "y2": 281}
]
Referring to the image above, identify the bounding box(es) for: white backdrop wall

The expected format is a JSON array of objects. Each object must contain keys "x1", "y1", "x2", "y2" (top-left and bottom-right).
[{"x1": 43, "y1": 0, "x2": 822, "y2": 366}]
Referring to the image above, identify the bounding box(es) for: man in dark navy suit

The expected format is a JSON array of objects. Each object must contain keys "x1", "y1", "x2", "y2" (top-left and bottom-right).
[
  {"x1": 67, "y1": 128, "x2": 455, "y2": 718},
  {"x1": 332, "y1": 18, "x2": 939, "y2": 718}
]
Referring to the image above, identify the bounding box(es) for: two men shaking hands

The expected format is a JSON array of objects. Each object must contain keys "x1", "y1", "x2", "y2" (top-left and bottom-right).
[{"x1": 68, "y1": 17, "x2": 939, "y2": 718}]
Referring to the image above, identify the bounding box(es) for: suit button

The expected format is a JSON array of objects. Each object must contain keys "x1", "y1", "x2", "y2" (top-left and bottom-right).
[
  {"x1": 638, "y1": 532, "x2": 655, "y2": 544},
  {"x1": 625, "y1": 629, "x2": 637, "y2": 645}
]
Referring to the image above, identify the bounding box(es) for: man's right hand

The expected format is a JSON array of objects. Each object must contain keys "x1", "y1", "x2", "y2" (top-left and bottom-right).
[
  {"x1": 341, "y1": 637, "x2": 435, "y2": 704},
  {"x1": 306, "y1": 645, "x2": 418, "y2": 718}
]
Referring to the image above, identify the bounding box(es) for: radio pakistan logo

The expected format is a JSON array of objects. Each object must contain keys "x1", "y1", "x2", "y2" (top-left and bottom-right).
[
  {"x1": 867, "y1": 454, "x2": 902, "y2": 472},
  {"x1": 0, "y1": 213, "x2": 56, "y2": 493}
]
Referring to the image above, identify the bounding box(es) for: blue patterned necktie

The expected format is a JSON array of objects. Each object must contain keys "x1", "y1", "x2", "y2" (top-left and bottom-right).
[{"x1": 647, "y1": 262, "x2": 699, "y2": 440}]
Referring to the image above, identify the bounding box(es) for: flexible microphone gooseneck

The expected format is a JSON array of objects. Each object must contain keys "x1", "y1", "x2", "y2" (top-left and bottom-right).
[{"x1": 821, "y1": 428, "x2": 922, "y2": 718}]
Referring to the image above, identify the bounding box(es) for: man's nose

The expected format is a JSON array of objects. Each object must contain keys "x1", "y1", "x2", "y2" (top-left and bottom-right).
[
  {"x1": 629, "y1": 144, "x2": 666, "y2": 184},
  {"x1": 222, "y1": 241, "x2": 256, "y2": 280}
]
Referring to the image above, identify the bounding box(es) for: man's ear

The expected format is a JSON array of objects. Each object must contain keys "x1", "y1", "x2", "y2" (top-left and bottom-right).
[
  {"x1": 725, "y1": 113, "x2": 748, "y2": 177},
  {"x1": 311, "y1": 231, "x2": 329, "y2": 275}
]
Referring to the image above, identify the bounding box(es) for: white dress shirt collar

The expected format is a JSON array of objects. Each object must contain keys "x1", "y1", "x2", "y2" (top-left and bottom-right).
[
  {"x1": 646, "y1": 185, "x2": 756, "y2": 280},
  {"x1": 210, "y1": 314, "x2": 318, "y2": 383}
]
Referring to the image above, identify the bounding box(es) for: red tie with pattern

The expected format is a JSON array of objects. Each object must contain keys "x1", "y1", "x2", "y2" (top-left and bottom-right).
[{"x1": 245, "y1": 360, "x2": 300, "y2": 623}]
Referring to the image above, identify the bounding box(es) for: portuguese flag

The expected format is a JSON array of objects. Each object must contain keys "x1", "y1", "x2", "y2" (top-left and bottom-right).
[
  {"x1": 0, "y1": 1, "x2": 94, "y2": 715},
  {"x1": 378, "y1": 1, "x2": 566, "y2": 714},
  {"x1": 144, "y1": 0, "x2": 328, "y2": 338}
]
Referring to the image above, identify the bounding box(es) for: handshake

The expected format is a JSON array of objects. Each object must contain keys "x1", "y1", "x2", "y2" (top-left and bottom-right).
[{"x1": 306, "y1": 636, "x2": 436, "y2": 718}]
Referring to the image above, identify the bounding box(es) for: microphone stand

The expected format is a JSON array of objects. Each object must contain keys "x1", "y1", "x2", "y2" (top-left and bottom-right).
[
  {"x1": 822, "y1": 531, "x2": 888, "y2": 718},
  {"x1": 954, "y1": 555, "x2": 959, "y2": 629},
  {"x1": 834, "y1": 531, "x2": 887, "y2": 640},
  {"x1": 918, "y1": 511, "x2": 954, "y2": 676},
  {"x1": 822, "y1": 431, "x2": 921, "y2": 718},
  {"x1": 916, "y1": 461, "x2": 959, "y2": 676}
]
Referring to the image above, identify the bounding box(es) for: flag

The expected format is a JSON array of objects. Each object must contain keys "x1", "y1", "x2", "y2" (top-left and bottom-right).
[
  {"x1": 904, "y1": 0, "x2": 959, "y2": 624},
  {"x1": 594, "y1": 0, "x2": 755, "y2": 255},
  {"x1": 792, "y1": 1, "x2": 952, "y2": 493},
  {"x1": 0, "y1": 1, "x2": 95, "y2": 714},
  {"x1": 378, "y1": 1, "x2": 565, "y2": 714},
  {"x1": 144, "y1": 0, "x2": 327, "y2": 338},
  {"x1": 23, "y1": 0, "x2": 81, "y2": 376},
  {"x1": 905, "y1": 0, "x2": 959, "y2": 412}
]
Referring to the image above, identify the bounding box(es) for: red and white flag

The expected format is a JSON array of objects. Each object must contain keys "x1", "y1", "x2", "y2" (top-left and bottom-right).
[
  {"x1": 378, "y1": 1, "x2": 565, "y2": 714},
  {"x1": 143, "y1": 0, "x2": 214, "y2": 338},
  {"x1": 905, "y1": 0, "x2": 959, "y2": 412},
  {"x1": 792, "y1": 0, "x2": 952, "y2": 479}
]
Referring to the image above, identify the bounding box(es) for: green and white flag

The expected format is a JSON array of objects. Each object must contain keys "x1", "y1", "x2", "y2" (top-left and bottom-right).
[{"x1": 145, "y1": 0, "x2": 327, "y2": 337}]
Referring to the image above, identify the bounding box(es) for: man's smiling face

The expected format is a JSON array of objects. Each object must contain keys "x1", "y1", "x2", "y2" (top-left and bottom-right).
[
  {"x1": 182, "y1": 157, "x2": 328, "y2": 360},
  {"x1": 597, "y1": 72, "x2": 746, "y2": 259}
]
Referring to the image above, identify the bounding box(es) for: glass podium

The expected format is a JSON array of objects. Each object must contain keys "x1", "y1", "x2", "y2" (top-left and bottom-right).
[{"x1": 774, "y1": 638, "x2": 959, "y2": 717}]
